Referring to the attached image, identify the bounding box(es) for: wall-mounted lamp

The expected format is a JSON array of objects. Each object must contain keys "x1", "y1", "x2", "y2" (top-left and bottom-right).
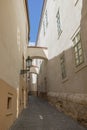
[
  {"x1": 20, "y1": 56, "x2": 32, "y2": 75},
  {"x1": 26, "y1": 56, "x2": 32, "y2": 68}
]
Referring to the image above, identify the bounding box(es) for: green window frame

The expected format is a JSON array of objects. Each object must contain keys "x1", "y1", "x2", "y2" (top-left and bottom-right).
[
  {"x1": 56, "y1": 10, "x2": 62, "y2": 38},
  {"x1": 43, "y1": 20, "x2": 45, "y2": 36},
  {"x1": 45, "y1": 10, "x2": 48, "y2": 27},
  {"x1": 60, "y1": 54, "x2": 67, "y2": 79},
  {"x1": 73, "y1": 31, "x2": 84, "y2": 66}
]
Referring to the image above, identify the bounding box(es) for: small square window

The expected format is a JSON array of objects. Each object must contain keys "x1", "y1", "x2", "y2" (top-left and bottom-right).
[
  {"x1": 7, "y1": 97, "x2": 12, "y2": 109},
  {"x1": 45, "y1": 10, "x2": 48, "y2": 27}
]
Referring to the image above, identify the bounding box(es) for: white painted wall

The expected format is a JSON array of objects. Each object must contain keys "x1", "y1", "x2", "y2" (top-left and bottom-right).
[{"x1": 37, "y1": 0, "x2": 82, "y2": 59}]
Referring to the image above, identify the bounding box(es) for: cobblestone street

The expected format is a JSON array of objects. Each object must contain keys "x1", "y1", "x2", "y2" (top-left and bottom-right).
[{"x1": 10, "y1": 96, "x2": 87, "y2": 130}]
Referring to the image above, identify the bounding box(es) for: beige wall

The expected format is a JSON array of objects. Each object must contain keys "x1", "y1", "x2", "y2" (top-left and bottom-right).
[
  {"x1": 18, "y1": 76, "x2": 28, "y2": 114},
  {"x1": 0, "y1": 79, "x2": 17, "y2": 130},
  {"x1": 0, "y1": 0, "x2": 28, "y2": 88},
  {"x1": 0, "y1": 0, "x2": 29, "y2": 129}
]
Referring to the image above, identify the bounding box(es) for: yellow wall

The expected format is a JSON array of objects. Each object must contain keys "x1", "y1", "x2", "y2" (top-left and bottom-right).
[
  {"x1": 0, "y1": 79, "x2": 17, "y2": 130},
  {"x1": 18, "y1": 76, "x2": 28, "y2": 114},
  {"x1": 0, "y1": 0, "x2": 28, "y2": 88}
]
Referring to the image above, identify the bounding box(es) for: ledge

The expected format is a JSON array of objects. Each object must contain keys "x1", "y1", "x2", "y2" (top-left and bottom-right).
[
  {"x1": 62, "y1": 77, "x2": 68, "y2": 83},
  {"x1": 6, "y1": 112, "x2": 13, "y2": 116},
  {"x1": 75, "y1": 62, "x2": 87, "y2": 73}
]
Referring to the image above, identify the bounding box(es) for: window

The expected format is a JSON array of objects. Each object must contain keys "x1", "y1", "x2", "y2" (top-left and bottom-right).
[
  {"x1": 7, "y1": 97, "x2": 12, "y2": 109},
  {"x1": 43, "y1": 20, "x2": 45, "y2": 36},
  {"x1": 43, "y1": 9, "x2": 48, "y2": 36},
  {"x1": 60, "y1": 54, "x2": 67, "y2": 79},
  {"x1": 45, "y1": 10, "x2": 48, "y2": 27},
  {"x1": 56, "y1": 10, "x2": 62, "y2": 38},
  {"x1": 73, "y1": 31, "x2": 84, "y2": 66}
]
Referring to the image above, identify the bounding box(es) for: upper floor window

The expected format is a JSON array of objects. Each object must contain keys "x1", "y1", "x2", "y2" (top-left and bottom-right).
[
  {"x1": 43, "y1": 20, "x2": 45, "y2": 36},
  {"x1": 56, "y1": 10, "x2": 62, "y2": 39},
  {"x1": 43, "y1": 9, "x2": 48, "y2": 36},
  {"x1": 60, "y1": 54, "x2": 67, "y2": 79},
  {"x1": 45, "y1": 10, "x2": 48, "y2": 28},
  {"x1": 7, "y1": 96, "x2": 12, "y2": 109},
  {"x1": 73, "y1": 31, "x2": 84, "y2": 66}
]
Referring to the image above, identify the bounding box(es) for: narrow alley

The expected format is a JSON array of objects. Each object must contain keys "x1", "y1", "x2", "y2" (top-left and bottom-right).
[
  {"x1": 10, "y1": 96, "x2": 86, "y2": 130},
  {"x1": 1, "y1": 0, "x2": 87, "y2": 130}
]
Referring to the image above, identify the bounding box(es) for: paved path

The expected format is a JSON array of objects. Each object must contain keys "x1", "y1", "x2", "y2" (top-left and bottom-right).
[{"x1": 10, "y1": 96, "x2": 87, "y2": 130}]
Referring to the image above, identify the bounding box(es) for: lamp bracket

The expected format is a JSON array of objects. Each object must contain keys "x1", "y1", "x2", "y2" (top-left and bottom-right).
[{"x1": 20, "y1": 69, "x2": 29, "y2": 75}]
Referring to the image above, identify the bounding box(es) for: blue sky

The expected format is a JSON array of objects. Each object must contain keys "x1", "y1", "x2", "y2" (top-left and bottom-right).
[{"x1": 28, "y1": 0, "x2": 43, "y2": 43}]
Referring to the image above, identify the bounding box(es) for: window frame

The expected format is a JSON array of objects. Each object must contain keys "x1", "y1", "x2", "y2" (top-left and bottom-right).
[
  {"x1": 7, "y1": 96, "x2": 12, "y2": 110},
  {"x1": 56, "y1": 9, "x2": 62, "y2": 39},
  {"x1": 43, "y1": 20, "x2": 45, "y2": 36},
  {"x1": 43, "y1": 9, "x2": 48, "y2": 36},
  {"x1": 45, "y1": 10, "x2": 48, "y2": 28},
  {"x1": 73, "y1": 31, "x2": 84, "y2": 67}
]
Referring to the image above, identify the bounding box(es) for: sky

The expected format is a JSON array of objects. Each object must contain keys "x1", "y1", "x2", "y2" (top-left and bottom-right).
[{"x1": 28, "y1": 0, "x2": 43, "y2": 44}]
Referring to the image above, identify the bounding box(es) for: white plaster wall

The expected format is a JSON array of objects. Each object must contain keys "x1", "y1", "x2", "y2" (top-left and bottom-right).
[
  {"x1": 36, "y1": 0, "x2": 87, "y2": 95},
  {"x1": 37, "y1": 0, "x2": 82, "y2": 59}
]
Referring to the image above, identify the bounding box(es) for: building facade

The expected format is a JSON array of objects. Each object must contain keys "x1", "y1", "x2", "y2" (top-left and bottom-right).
[
  {"x1": 36, "y1": 0, "x2": 87, "y2": 125},
  {"x1": 0, "y1": 0, "x2": 30, "y2": 129}
]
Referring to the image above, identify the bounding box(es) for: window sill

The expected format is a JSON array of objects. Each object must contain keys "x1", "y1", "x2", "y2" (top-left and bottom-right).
[
  {"x1": 62, "y1": 77, "x2": 68, "y2": 83},
  {"x1": 75, "y1": 62, "x2": 87, "y2": 73},
  {"x1": 6, "y1": 112, "x2": 13, "y2": 116}
]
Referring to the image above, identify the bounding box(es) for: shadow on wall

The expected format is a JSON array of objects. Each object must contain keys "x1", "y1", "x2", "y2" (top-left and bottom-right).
[
  {"x1": 37, "y1": 60, "x2": 48, "y2": 98},
  {"x1": 37, "y1": 0, "x2": 87, "y2": 126}
]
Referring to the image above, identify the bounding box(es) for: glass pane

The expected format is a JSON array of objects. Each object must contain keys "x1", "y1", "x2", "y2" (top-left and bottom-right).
[
  {"x1": 75, "y1": 52, "x2": 78, "y2": 58},
  {"x1": 62, "y1": 70, "x2": 66, "y2": 79},
  {"x1": 73, "y1": 38, "x2": 76, "y2": 45},
  {"x1": 79, "y1": 49, "x2": 82, "y2": 56},
  {"x1": 75, "y1": 36, "x2": 78, "y2": 43},
  {"x1": 58, "y1": 30, "x2": 62, "y2": 36},
  {"x1": 80, "y1": 56, "x2": 83, "y2": 63},
  {"x1": 57, "y1": 19, "x2": 60, "y2": 24},
  {"x1": 74, "y1": 46, "x2": 78, "y2": 52},
  {"x1": 61, "y1": 64, "x2": 64, "y2": 70},
  {"x1": 77, "y1": 33, "x2": 80, "y2": 41},
  {"x1": 76, "y1": 59, "x2": 79, "y2": 65},
  {"x1": 78, "y1": 42, "x2": 81, "y2": 49}
]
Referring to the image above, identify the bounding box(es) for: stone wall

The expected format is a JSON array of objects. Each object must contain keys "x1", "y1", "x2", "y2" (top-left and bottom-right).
[{"x1": 47, "y1": 93, "x2": 87, "y2": 126}]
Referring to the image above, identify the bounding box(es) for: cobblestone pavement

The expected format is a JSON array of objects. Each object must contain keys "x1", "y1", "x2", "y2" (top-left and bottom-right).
[{"x1": 10, "y1": 96, "x2": 87, "y2": 130}]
